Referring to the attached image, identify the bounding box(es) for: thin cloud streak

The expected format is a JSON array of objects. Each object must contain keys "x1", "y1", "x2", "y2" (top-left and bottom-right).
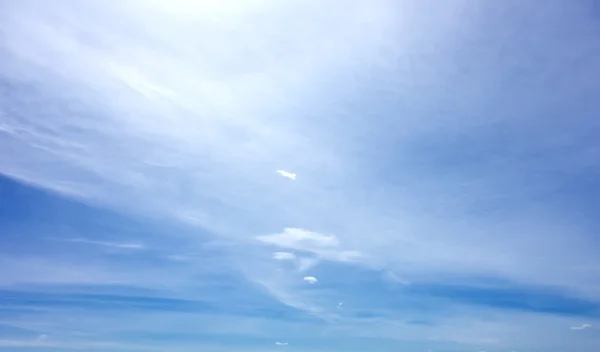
[
  {"x1": 276, "y1": 170, "x2": 296, "y2": 180},
  {"x1": 571, "y1": 324, "x2": 592, "y2": 330},
  {"x1": 49, "y1": 238, "x2": 145, "y2": 250},
  {"x1": 273, "y1": 252, "x2": 296, "y2": 260}
]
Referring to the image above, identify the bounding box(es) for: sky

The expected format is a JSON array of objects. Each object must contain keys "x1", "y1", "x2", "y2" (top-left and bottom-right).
[{"x1": 1, "y1": 0, "x2": 600, "y2": 351}]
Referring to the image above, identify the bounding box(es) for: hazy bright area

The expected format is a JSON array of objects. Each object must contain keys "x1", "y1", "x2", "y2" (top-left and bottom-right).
[{"x1": 1, "y1": 1, "x2": 600, "y2": 351}]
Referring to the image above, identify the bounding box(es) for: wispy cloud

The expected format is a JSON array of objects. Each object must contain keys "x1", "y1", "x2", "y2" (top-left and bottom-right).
[
  {"x1": 50, "y1": 238, "x2": 145, "y2": 250},
  {"x1": 571, "y1": 324, "x2": 592, "y2": 330},
  {"x1": 275, "y1": 341, "x2": 289, "y2": 346},
  {"x1": 257, "y1": 228, "x2": 362, "y2": 264},
  {"x1": 0, "y1": 340, "x2": 49, "y2": 348},
  {"x1": 276, "y1": 170, "x2": 296, "y2": 180},
  {"x1": 258, "y1": 228, "x2": 338, "y2": 249},
  {"x1": 383, "y1": 271, "x2": 410, "y2": 286},
  {"x1": 165, "y1": 254, "x2": 191, "y2": 262},
  {"x1": 3, "y1": 0, "x2": 599, "y2": 298},
  {"x1": 273, "y1": 252, "x2": 296, "y2": 260},
  {"x1": 0, "y1": 334, "x2": 50, "y2": 348},
  {"x1": 2, "y1": 0, "x2": 600, "y2": 350}
]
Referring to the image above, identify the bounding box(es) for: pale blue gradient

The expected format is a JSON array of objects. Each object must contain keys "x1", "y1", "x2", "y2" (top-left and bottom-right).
[{"x1": 1, "y1": 0, "x2": 600, "y2": 351}]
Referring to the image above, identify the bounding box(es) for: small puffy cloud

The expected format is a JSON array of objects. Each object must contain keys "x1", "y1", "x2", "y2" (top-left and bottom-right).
[
  {"x1": 273, "y1": 252, "x2": 296, "y2": 260},
  {"x1": 275, "y1": 341, "x2": 289, "y2": 346},
  {"x1": 303, "y1": 276, "x2": 318, "y2": 284},
  {"x1": 276, "y1": 170, "x2": 296, "y2": 180},
  {"x1": 337, "y1": 302, "x2": 343, "y2": 308},
  {"x1": 570, "y1": 324, "x2": 591, "y2": 330}
]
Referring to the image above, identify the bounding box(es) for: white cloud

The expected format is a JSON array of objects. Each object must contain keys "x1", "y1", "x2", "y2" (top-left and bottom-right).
[
  {"x1": 570, "y1": 324, "x2": 591, "y2": 330},
  {"x1": 276, "y1": 170, "x2": 296, "y2": 180},
  {"x1": 275, "y1": 341, "x2": 289, "y2": 346},
  {"x1": 273, "y1": 252, "x2": 296, "y2": 260},
  {"x1": 257, "y1": 228, "x2": 363, "y2": 268},
  {"x1": 303, "y1": 276, "x2": 318, "y2": 284},
  {"x1": 257, "y1": 228, "x2": 338, "y2": 250}
]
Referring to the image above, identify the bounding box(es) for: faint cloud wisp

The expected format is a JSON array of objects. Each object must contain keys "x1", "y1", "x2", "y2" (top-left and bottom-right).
[
  {"x1": 571, "y1": 324, "x2": 592, "y2": 330},
  {"x1": 273, "y1": 251, "x2": 296, "y2": 260},
  {"x1": 48, "y1": 238, "x2": 145, "y2": 250}
]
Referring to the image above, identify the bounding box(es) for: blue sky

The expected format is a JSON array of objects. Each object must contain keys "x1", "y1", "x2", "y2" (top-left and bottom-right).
[{"x1": 1, "y1": 0, "x2": 600, "y2": 351}]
